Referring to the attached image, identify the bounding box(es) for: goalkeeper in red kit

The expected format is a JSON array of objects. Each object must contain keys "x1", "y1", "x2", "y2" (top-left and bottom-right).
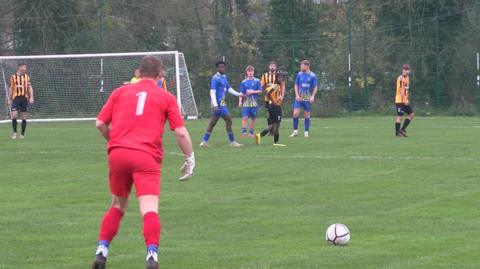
[{"x1": 92, "y1": 55, "x2": 195, "y2": 269}]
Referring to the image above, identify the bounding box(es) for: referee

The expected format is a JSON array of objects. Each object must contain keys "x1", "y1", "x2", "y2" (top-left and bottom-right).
[{"x1": 7, "y1": 63, "x2": 34, "y2": 139}]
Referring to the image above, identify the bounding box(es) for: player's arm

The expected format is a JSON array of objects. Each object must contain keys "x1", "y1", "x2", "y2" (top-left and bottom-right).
[
  {"x1": 309, "y1": 86, "x2": 318, "y2": 103},
  {"x1": 265, "y1": 86, "x2": 273, "y2": 101},
  {"x1": 227, "y1": 80, "x2": 243, "y2": 97},
  {"x1": 209, "y1": 77, "x2": 219, "y2": 111},
  {"x1": 8, "y1": 76, "x2": 14, "y2": 104},
  {"x1": 28, "y1": 83, "x2": 34, "y2": 104},
  {"x1": 294, "y1": 74, "x2": 302, "y2": 101},
  {"x1": 309, "y1": 75, "x2": 318, "y2": 103},
  {"x1": 238, "y1": 83, "x2": 244, "y2": 107},
  {"x1": 166, "y1": 95, "x2": 195, "y2": 181},
  {"x1": 228, "y1": 87, "x2": 243, "y2": 97},
  {"x1": 397, "y1": 77, "x2": 406, "y2": 103},
  {"x1": 294, "y1": 83, "x2": 301, "y2": 101},
  {"x1": 162, "y1": 78, "x2": 168, "y2": 91},
  {"x1": 174, "y1": 126, "x2": 195, "y2": 180},
  {"x1": 280, "y1": 81, "x2": 286, "y2": 100},
  {"x1": 247, "y1": 84, "x2": 263, "y2": 95},
  {"x1": 260, "y1": 74, "x2": 266, "y2": 88},
  {"x1": 96, "y1": 90, "x2": 116, "y2": 141},
  {"x1": 96, "y1": 119, "x2": 110, "y2": 141}
]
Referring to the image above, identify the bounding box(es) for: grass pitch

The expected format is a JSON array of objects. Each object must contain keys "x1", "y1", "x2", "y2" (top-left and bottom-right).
[{"x1": 0, "y1": 117, "x2": 479, "y2": 269}]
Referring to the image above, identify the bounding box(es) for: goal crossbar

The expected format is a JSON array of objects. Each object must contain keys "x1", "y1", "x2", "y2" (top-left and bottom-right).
[{"x1": 0, "y1": 51, "x2": 180, "y2": 60}]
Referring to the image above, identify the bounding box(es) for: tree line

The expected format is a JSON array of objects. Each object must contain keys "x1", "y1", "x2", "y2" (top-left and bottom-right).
[{"x1": 0, "y1": 0, "x2": 478, "y2": 116}]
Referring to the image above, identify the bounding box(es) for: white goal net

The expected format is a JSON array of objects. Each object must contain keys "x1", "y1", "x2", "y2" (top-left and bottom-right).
[{"x1": 0, "y1": 51, "x2": 198, "y2": 121}]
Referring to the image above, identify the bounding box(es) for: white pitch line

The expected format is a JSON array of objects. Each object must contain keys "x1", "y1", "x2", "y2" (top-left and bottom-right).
[
  {"x1": 1, "y1": 150, "x2": 476, "y2": 162},
  {"x1": 167, "y1": 152, "x2": 477, "y2": 161}
]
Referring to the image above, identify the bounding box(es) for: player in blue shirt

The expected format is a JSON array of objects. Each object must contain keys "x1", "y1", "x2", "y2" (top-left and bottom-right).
[
  {"x1": 290, "y1": 60, "x2": 318, "y2": 138},
  {"x1": 238, "y1": 65, "x2": 262, "y2": 137},
  {"x1": 200, "y1": 61, "x2": 244, "y2": 147}
]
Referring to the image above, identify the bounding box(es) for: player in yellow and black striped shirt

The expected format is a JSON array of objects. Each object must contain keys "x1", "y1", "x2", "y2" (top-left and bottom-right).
[
  {"x1": 260, "y1": 61, "x2": 285, "y2": 126},
  {"x1": 395, "y1": 64, "x2": 414, "y2": 137},
  {"x1": 255, "y1": 73, "x2": 286, "y2": 146},
  {"x1": 8, "y1": 63, "x2": 34, "y2": 139}
]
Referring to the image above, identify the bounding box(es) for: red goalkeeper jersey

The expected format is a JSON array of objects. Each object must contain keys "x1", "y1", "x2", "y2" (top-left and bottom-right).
[{"x1": 97, "y1": 79, "x2": 184, "y2": 161}]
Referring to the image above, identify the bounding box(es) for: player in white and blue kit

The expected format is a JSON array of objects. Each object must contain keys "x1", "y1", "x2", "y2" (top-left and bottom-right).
[
  {"x1": 200, "y1": 61, "x2": 244, "y2": 147},
  {"x1": 238, "y1": 65, "x2": 262, "y2": 137},
  {"x1": 290, "y1": 60, "x2": 318, "y2": 138}
]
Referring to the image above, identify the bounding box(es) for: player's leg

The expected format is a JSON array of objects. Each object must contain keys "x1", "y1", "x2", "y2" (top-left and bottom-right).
[
  {"x1": 11, "y1": 111, "x2": 18, "y2": 139},
  {"x1": 400, "y1": 106, "x2": 414, "y2": 136},
  {"x1": 395, "y1": 104, "x2": 404, "y2": 137},
  {"x1": 132, "y1": 151, "x2": 161, "y2": 269},
  {"x1": 93, "y1": 149, "x2": 133, "y2": 269},
  {"x1": 241, "y1": 108, "x2": 249, "y2": 137},
  {"x1": 138, "y1": 195, "x2": 160, "y2": 269},
  {"x1": 222, "y1": 110, "x2": 242, "y2": 147},
  {"x1": 200, "y1": 114, "x2": 220, "y2": 147},
  {"x1": 93, "y1": 195, "x2": 128, "y2": 269},
  {"x1": 265, "y1": 100, "x2": 272, "y2": 129},
  {"x1": 249, "y1": 108, "x2": 257, "y2": 137},
  {"x1": 290, "y1": 101, "x2": 301, "y2": 137},
  {"x1": 273, "y1": 122, "x2": 280, "y2": 144},
  {"x1": 20, "y1": 110, "x2": 28, "y2": 138},
  {"x1": 10, "y1": 99, "x2": 18, "y2": 139},
  {"x1": 303, "y1": 102, "x2": 312, "y2": 138},
  {"x1": 256, "y1": 106, "x2": 274, "y2": 144},
  {"x1": 273, "y1": 106, "x2": 285, "y2": 146}
]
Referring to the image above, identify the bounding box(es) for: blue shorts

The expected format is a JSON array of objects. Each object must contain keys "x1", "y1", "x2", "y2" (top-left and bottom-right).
[
  {"x1": 242, "y1": 107, "x2": 257, "y2": 119},
  {"x1": 211, "y1": 106, "x2": 230, "y2": 117},
  {"x1": 293, "y1": 100, "x2": 312, "y2": 112}
]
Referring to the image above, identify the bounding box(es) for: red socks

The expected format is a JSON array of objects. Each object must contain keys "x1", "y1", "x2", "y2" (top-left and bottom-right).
[
  {"x1": 98, "y1": 207, "x2": 124, "y2": 242},
  {"x1": 97, "y1": 208, "x2": 160, "y2": 248},
  {"x1": 143, "y1": 211, "x2": 161, "y2": 247}
]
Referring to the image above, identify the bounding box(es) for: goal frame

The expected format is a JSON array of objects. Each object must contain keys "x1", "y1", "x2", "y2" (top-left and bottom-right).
[{"x1": 0, "y1": 51, "x2": 197, "y2": 123}]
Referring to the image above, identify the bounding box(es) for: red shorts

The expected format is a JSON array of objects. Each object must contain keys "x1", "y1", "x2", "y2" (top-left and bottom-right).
[{"x1": 108, "y1": 148, "x2": 161, "y2": 198}]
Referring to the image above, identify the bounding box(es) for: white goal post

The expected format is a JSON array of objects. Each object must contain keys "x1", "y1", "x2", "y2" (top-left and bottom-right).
[{"x1": 0, "y1": 51, "x2": 198, "y2": 123}]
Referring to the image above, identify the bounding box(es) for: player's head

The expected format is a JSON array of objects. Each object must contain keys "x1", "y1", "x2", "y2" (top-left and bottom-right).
[
  {"x1": 276, "y1": 72, "x2": 285, "y2": 83},
  {"x1": 216, "y1": 61, "x2": 226, "y2": 74},
  {"x1": 402, "y1": 64, "x2": 410, "y2": 76},
  {"x1": 139, "y1": 55, "x2": 163, "y2": 79},
  {"x1": 245, "y1": 65, "x2": 255, "y2": 78},
  {"x1": 134, "y1": 68, "x2": 141, "y2": 78},
  {"x1": 17, "y1": 63, "x2": 27, "y2": 74},
  {"x1": 268, "y1": 61, "x2": 277, "y2": 73},
  {"x1": 300, "y1": 60, "x2": 310, "y2": 72}
]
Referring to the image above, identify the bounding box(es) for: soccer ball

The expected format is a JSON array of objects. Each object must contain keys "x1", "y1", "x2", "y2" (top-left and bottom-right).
[{"x1": 325, "y1": 223, "x2": 350, "y2": 245}]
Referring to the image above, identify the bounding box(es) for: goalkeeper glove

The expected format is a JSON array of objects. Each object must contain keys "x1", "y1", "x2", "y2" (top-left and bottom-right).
[{"x1": 179, "y1": 152, "x2": 195, "y2": 181}]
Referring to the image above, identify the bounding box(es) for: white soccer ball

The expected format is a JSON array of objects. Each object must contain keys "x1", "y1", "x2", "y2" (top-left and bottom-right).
[{"x1": 325, "y1": 223, "x2": 350, "y2": 245}]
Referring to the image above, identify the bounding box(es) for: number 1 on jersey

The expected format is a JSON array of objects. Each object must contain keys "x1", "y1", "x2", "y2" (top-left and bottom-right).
[{"x1": 136, "y1": 91, "x2": 147, "y2": 116}]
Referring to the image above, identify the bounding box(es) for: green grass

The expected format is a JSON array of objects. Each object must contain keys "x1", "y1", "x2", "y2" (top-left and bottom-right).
[{"x1": 0, "y1": 116, "x2": 479, "y2": 269}]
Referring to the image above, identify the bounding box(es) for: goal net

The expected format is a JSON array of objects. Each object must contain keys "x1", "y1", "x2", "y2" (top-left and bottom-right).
[{"x1": 0, "y1": 51, "x2": 198, "y2": 121}]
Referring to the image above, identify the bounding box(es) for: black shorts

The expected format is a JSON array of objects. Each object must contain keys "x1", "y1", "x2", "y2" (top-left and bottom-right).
[
  {"x1": 11, "y1": 96, "x2": 28, "y2": 112},
  {"x1": 396, "y1": 103, "x2": 413, "y2": 116},
  {"x1": 268, "y1": 105, "x2": 282, "y2": 123}
]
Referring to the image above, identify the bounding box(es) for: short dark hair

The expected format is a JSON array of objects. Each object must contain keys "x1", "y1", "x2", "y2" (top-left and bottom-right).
[
  {"x1": 276, "y1": 72, "x2": 285, "y2": 80},
  {"x1": 216, "y1": 61, "x2": 226, "y2": 68},
  {"x1": 300, "y1": 60, "x2": 310, "y2": 66},
  {"x1": 139, "y1": 55, "x2": 163, "y2": 78},
  {"x1": 269, "y1": 61, "x2": 277, "y2": 66},
  {"x1": 18, "y1": 63, "x2": 26, "y2": 67}
]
